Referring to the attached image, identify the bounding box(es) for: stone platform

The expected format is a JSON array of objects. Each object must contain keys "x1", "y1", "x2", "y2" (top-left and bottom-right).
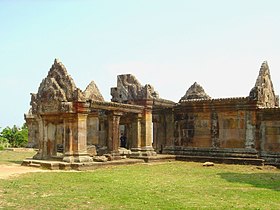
[
  {"x1": 164, "y1": 147, "x2": 265, "y2": 166},
  {"x1": 22, "y1": 155, "x2": 176, "y2": 170},
  {"x1": 175, "y1": 155, "x2": 264, "y2": 166}
]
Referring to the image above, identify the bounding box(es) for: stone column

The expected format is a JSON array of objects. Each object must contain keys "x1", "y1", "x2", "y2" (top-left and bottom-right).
[
  {"x1": 245, "y1": 111, "x2": 256, "y2": 149},
  {"x1": 141, "y1": 107, "x2": 154, "y2": 148},
  {"x1": 87, "y1": 111, "x2": 99, "y2": 145},
  {"x1": 211, "y1": 112, "x2": 220, "y2": 148},
  {"x1": 33, "y1": 116, "x2": 45, "y2": 160},
  {"x1": 46, "y1": 122, "x2": 57, "y2": 158},
  {"x1": 63, "y1": 113, "x2": 93, "y2": 163},
  {"x1": 33, "y1": 116, "x2": 59, "y2": 160},
  {"x1": 107, "y1": 111, "x2": 122, "y2": 158},
  {"x1": 131, "y1": 113, "x2": 142, "y2": 149},
  {"x1": 98, "y1": 114, "x2": 107, "y2": 147},
  {"x1": 165, "y1": 111, "x2": 175, "y2": 147},
  {"x1": 42, "y1": 118, "x2": 49, "y2": 158},
  {"x1": 24, "y1": 114, "x2": 39, "y2": 148},
  {"x1": 126, "y1": 123, "x2": 132, "y2": 149},
  {"x1": 131, "y1": 105, "x2": 156, "y2": 157}
]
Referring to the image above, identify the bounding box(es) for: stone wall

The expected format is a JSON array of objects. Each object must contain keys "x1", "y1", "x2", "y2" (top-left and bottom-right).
[
  {"x1": 257, "y1": 109, "x2": 280, "y2": 165},
  {"x1": 154, "y1": 98, "x2": 259, "y2": 157},
  {"x1": 25, "y1": 59, "x2": 280, "y2": 165}
]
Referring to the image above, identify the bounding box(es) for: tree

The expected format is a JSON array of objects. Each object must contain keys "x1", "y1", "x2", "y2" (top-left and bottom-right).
[{"x1": 0, "y1": 124, "x2": 28, "y2": 148}]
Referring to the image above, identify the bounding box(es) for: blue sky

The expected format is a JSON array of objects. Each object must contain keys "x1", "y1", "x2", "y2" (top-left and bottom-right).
[{"x1": 1, "y1": 0, "x2": 280, "y2": 128}]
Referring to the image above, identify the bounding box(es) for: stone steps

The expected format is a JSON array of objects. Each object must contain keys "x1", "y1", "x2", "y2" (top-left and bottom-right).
[
  {"x1": 22, "y1": 158, "x2": 145, "y2": 170},
  {"x1": 21, "y1": 154, "x2": 176, "y2": 170},
  {"x1": 28, "y1": 163, "x2": 41, "y2": 168}
]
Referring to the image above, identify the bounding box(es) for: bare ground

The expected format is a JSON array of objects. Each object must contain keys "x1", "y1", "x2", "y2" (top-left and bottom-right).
[{"x1": 0, "y1": 164, "x2": 44, "y2": 179}]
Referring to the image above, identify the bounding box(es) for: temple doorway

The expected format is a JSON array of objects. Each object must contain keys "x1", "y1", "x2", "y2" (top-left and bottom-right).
[{"x1": 119, "y1": 125, "x2": 127, "y2": 149}]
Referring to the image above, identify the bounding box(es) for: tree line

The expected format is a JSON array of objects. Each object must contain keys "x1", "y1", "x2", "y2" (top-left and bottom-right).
[{"x1": 0, "y1": 124, "x2": 28, "y2": 150}]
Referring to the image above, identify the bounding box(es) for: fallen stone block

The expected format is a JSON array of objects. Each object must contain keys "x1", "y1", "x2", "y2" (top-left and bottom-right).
[{"x1": 203, "y1": 162, "x2": 214, "y2": 167}]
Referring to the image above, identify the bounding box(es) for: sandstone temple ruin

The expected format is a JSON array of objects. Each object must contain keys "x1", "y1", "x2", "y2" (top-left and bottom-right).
[{"x1": 24, "y1": 59, "x2": 280, "y2": 168}]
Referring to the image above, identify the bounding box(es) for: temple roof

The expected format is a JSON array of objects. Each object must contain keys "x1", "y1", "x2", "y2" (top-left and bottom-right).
[
  {"x1": 84, "y1": 81, "x2": 104, "y2": 101},
  {"x1": 36, "y1": 58, "x2": 77, "y2": 102},
  {"x1": 111, "y1": 74, "x2": 159, "y2": 103},
  {"x1": 249, "y1": 61, "x2": 278, "y2": 108},
  {"x1": 179, "y1": 82, "x2": 211, "y2": 102}
]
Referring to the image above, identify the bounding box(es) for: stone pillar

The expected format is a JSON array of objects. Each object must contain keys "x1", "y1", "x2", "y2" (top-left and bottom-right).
[
  {"x1": 24, "y1": 114, "x2": 39, "y2": 148},
  {"x1": 33, "y1": 116, "x2": 45, "y2": 160},
  {"x1": 87, "y1": 112, "x2": 99, "y2": 145},
  {"x1": 141, "y1": 108, "x2": 154, "y2": 148},
  {"x1": 46, "y1": 122, "x2": 57, "y2": 158},
  {"x1": 107, "y1": 111, "x2": 122, "y2": 158},
  {"x1": 126, "y1": 123, "x2": 132, "y2": 149},
  {"x1": 245, "y1": 111, "x2": 256, "y2": 149},
  {"x1": 131, "y1": 113, "x2": 142, "y2": 149},
  {"x1": 211, "y1": 112, "x2": 220, "y2": 148},
  {"x1": 98, "y1": 114, "x2": 107, "y2": 147},
  {"x1": 63, "y1": 113, "x2": 93, "y2": 163},
  {"x1": 165, "y1": 111, "x2": 175, "y2": 147},
  {"x1": 131, "y1": 105, "x2": 156, "y2": 157}
]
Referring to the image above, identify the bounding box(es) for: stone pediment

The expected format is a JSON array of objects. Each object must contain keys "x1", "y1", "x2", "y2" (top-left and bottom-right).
[
  {"x1": 180, "y1": 82, "x2": 211, "y2": 102},
  {"x1": 37, "y1": 58, "x2": 77, "y2": 102},
  {"x1": 111, "y1": 74, "x2": 159, "y2": 103},
  {"x1": 249, "y1": 61, "x2": 279, "y2": 107},
  {"x1": 37, "y1": 77, "x2": 68, "y2": 102},
  {"x1": 30, "y1": 59, "x2": 78, "y2": 114},
  {"x1": 84, "y1": 81, "x2": 104, "y2": 101}
]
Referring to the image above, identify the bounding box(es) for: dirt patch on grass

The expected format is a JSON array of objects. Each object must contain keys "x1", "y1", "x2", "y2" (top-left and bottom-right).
[{"x1": 0, "y1": 164, "x2": 44, "y2": 179}]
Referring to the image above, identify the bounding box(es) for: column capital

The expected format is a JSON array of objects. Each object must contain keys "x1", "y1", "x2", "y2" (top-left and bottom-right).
[
  {"x1": 133, "y1": 113, "x2": 142, "y2": 120},
  {"x1": 73, "y1": 101, "x2": 90, "y2": 113},
  {"x1": 108, "y1": 110, "x2": 123, "y2": 117}
]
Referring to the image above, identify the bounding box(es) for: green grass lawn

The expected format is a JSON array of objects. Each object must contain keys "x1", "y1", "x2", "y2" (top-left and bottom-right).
[
  {"x1": 0, "y1": 149, "x2": 37, "y2": 165},
  {"x1": 0, "y1": 150, "x2": 280, "y2": 210}
]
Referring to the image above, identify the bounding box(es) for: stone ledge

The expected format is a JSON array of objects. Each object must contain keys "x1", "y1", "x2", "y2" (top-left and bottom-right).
[
  {"x1": 22, "y1": 158, "x2": 144, "y2": 170},
  {"x1": 175, "y1": 155, "x2": 264, "y2": 166},
  {"x1": 21, "y1": 155, "x2": 176, "y2": 170},
  {"x1": 130, "y1": 155, "x2": 176, "y2": 163},
  {"x1": 163, "y1": 147, "x2": 259, "y2": 159}
]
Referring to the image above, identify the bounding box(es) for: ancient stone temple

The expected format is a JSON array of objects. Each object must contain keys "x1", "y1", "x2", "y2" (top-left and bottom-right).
[
  {"x1": 153, "y1": 61, "x2": 280, "y2": 166},
  {"x1": 24, "y1": 59, "x2": 173, "y2": 167},
  {"x1": 24, "y1": 59, "x2": 280, "y2": 168}
]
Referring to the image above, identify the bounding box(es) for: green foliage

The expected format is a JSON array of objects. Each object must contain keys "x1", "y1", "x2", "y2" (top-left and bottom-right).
[
  {"x1": 0, "y1": 124, "x2": 28, "y2": 148},
  {"x1": 0, "y1": 136, "x2": 10, "y2": 150}
]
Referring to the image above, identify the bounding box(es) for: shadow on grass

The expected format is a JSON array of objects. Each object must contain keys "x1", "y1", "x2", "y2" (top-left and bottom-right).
[
  {"x1": 218, "y1": 172, "x2": 280, "y2": 191},
  {"x1": 8, "y1": 160, "x2": 23, "y2": 165},
  {"x1": 0, "y1": 150, "x2": 36, "y2": 165},
  {"x1": 0, "y1": 159, "x2": 24, "y2": 165}
]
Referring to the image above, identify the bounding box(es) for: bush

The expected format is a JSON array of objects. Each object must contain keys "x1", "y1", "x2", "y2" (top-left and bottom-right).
[
  {"x1": 0, "y1": 136, "x2": 10, "y2": 150},
  {"x1": 0, "y1": 124, "x2": 28, "y2": 148}
]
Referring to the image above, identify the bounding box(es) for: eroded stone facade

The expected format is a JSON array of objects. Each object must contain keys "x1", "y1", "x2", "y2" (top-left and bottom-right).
[
  {"x1": 25, "y1": 59, "x2": 157, "y2": 163},
  {"x1": 25, "y1": 60, "x2": 280, "y2": 166},
  {"x1": 152, "y1": 61, "x2": 280, "y2": 166},
  {"x1": 180, "y1": 82, "x2": 211, "y2": 102},
  {"x1": 111, "y1": 74, "x2": 159, "y2": 103}
]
